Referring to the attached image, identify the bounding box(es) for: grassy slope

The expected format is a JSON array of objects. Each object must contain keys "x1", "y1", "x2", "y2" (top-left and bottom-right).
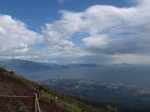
[{"x1": 0, "y1": 67, "x2": 105, "y2": 112}]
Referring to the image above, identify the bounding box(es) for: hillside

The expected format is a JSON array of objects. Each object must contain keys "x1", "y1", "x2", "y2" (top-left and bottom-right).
[{"x1": 0, "y1": 67, "x2": 119, "y2": 112}]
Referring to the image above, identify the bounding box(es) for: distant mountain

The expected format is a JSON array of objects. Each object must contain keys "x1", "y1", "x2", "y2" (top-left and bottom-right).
[
  {"x1": 2, "y1": 59, "x2": 150, "y2": 85},
  {"x1": 113, "y1": 63, "x2": 134, "y2": 66},
  {"x1": 69, "y1": 63, "x2": 99, "y2": 67},
  {"x1": 0, "y1": 59, "x2": 69, "y2": 71},
  {"x1": 0, "y1": 59, "x2": 100, "y2": 71},
  {"x1": 0, "y1": 59, "x2": 101, "y2": 79}
]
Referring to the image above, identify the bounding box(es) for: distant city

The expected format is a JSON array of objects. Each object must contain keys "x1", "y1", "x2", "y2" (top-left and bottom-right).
[{"x1": 37, "y1": 79, "x2": 150, "y2": 111}]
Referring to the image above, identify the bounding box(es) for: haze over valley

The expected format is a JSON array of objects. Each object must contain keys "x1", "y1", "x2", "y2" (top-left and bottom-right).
[{"x1": 1, "y1": 59, "x2": 150, "y2": 85}]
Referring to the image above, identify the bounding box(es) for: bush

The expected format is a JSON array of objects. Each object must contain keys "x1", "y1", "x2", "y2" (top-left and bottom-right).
[
  {"x1": 56, "y1": 101, "x2": 82, "y2": 112},
  {"x1": 39, "y1": 85, "x2": 49, "y2": 92},
  {"x1": 39, "y1": 92, "x2": 55, "y2": 103}
]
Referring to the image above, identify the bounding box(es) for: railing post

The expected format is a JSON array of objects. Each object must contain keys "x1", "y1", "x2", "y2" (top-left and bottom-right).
[
  {"x1": 33, "y1": 93, "x2": 37, "y2": 112},
  {"x1": 36, "y1": 96, "x2": 41, "y2": 112}
]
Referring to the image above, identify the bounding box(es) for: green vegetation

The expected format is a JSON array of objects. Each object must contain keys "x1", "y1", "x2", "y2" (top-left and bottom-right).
[
  {"x1": 39, "y1": 92, "x2": 55, "y2": 103},
  {"x1": 8, "y1": 71, "x2": 37, "y2": 88},
  {"x1": 57, "y1": 101, "x2": 82, "y2": 112},
  {"x1": 39, "y1": 91, "x2": 82, "y2": 112},
  {"x1": 101, "y1": 105, "x2": 120, "y2": 112}
]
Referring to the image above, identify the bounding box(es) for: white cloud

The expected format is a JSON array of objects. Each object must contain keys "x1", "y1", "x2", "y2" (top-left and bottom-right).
[
  {"x1": 82, "y1": 35, "x2": 108, "y2": 47},
  {"x1": 39, "y1": 15, "x2": 91, "y2": 59},
  {"x1": 61, "y1": 1, "x2": 150, "y2": 54},
  {"x1": 43, "y1": 4, "x2": 138, "y2": 49},
  {"x1": 0, "y1": 15, "x2": 41, "y2": 53},
  {"x1": 39, "y1": 0, "x2": 150, "y2": 63}
]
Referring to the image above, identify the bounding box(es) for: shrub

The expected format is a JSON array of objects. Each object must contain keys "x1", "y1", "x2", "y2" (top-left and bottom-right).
[
  {"x1": 56, "y1": 101, "x2": 82, "y2": 112},
  {"x1": 39, "y1": 85, "x2": 49, "y2": 92},
  {"x1": 39, "y1": 92, "x2": 55, "y2": 103}
]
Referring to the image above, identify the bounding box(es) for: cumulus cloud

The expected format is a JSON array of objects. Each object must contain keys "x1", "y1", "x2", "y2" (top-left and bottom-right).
[
  {"x1": 1, "y1": 0, "x2": 150, "y2": 64},
  {"x1": 45, "y1": 0, "x2": 150, "y2": 55},
  {"x1": 38, "y1": 0, "x2": 150, "y2": 63},
  {"x1": 82, "y1": 35, "x2": 108, "y2": 47},
  {"x1": 0, "y1": 15, "x2": 41, "y2": 54},
  {"x1": 41, "y1": 23, "x2": 90, "y2": 59}
]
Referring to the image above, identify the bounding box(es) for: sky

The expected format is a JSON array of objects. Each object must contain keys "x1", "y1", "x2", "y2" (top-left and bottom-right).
[{"x1": 0, "y1": 0, "x2": 150, "y2": 64}]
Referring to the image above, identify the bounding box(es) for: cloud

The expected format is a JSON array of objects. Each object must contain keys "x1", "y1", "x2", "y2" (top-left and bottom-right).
[
  {"x1": 41, "y1": 23, "x2": 90, "y2": 59},
  {"x1": 39, "y1": 0, "x2": 150, "y2": 63},
  {"x1": 48, "y1": 0, "x2": 150, "y2": 55},
  {"x1": 82, "y1": 35, "x2": 108, "y2": 47},
  {"x1": 0, "y1": 15, "x2": 41, "y2": 54},
  {"x1": 1, "y1": 0, "x2": 150, "y2": 64}
]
